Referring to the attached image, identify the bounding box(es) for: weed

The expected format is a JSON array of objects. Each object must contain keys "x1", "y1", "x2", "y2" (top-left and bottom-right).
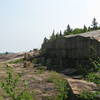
[
  {"x1": 17, "y1": 91, "x2": 33, "y2": 100},
  {"x1": 86, "y1": 72, "x2": 100, "y2": 84}
]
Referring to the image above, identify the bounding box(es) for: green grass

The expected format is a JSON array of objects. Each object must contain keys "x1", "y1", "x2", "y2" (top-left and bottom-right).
[
  {"x1": 78, "y1": 90, "x2": 100, "y2": 100},
  {"x1": 85, "y1": 72, "x2": 100, "y2": 84},
  {"x1": 35, "y1": 66, "x2": 46, "y2": 74},
  {"x1": 0, "y1": 66, "x2": 33, "y2": 100},
  {"x1": 8, "y1": 58, "x2": 24, "y2": 64},
  {"x1": 47, "y1": 71, "x2": 70, "y2": 100},
  {"x1": 17, "y1": 91, "x2": 33, "y2": 100}
]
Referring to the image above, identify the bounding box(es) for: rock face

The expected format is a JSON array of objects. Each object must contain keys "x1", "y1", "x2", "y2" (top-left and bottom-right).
[{"x1": 41, "y1": 30, "x2": 100, "y2": 68}]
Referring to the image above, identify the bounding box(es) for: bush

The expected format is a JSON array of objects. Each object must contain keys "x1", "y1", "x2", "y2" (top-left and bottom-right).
[
  {"x1": 32, "y1": 58, "x2": 39, "y2": 64},
  {"x1": 86, "y1": 73, "x2": 100, "y2": 84},
  {"x1": 47, "y1": 72, "x2": 71, "y2": 100},
  {"x1": 79, "y1": 90, "x2": 99, "y2": 100},
  {"x1": 17, "y1": 91, "x2": 33, "y2": 100},
  {"x1": 35, "y1": 66, "x2": 46, "y2": 74},
  {"x1": 54, "y1": 79, "x2": 69, "y2": 100}
]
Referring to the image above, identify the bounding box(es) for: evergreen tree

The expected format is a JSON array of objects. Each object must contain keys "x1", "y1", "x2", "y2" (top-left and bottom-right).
[
  {"x1": 56, "y1": 33, "x2": 59, "y2": 38},
  {"x1": 59, "y1": 30, "x2": 63, "y2": 37},
  {"x1": 88, "y1": 26, "x2": 91, "y2": 31},
  {"x1": 91, "y1": 17, "x2": 98, "y2": 30},
  {"x1": 43, "y1": 37, "x2": 48, "y2": 44},
  {"x1": 64, "y1": 24, "x2": 72, "y2": 35},
  {"x1": 50, "y1": 30, "x2": 56, "y2": 40},
  {"x1": 83, "y1": 25, "x2": 87, "y2": 32},
  {"x1": 67, "y1": 24, "x2": 72, "y2": 33}
]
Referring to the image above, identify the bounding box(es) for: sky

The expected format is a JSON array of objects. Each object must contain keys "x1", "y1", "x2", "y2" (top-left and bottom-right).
[{"x1": 0, "y1": 0, "x2": 100, "y2": 52}]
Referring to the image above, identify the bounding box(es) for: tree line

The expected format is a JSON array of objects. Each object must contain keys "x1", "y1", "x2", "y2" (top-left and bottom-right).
[{"x1": 43, "y1": 18, "x2": 100, "y2": 43}]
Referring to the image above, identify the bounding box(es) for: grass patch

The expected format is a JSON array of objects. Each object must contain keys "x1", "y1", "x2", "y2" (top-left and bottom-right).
[
  {"x1": 0, "y1": 66, "x2": 34, "y2": 100},
  {"x1": 47, "y1": 71, "x2": 71, "y2": 100},
  {"x1": 85, "y1": 73, "x2": 100, "y2": 84},
  {"x1": 35, "y1": 66, "x2": 46, "y2": 74},
  {"x1": 78, "y1": 90, "x2": 100, "y2": 100},
  {"x1": 8, "y1": 58, "x2": 24, "y2": 64}
]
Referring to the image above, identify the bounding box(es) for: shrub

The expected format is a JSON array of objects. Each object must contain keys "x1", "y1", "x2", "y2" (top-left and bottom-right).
[
  {"x1": 89, "y1": 57, "x2": 100, "y2": 72},
  {"x1": 86, "y1": 73, "x2": 100, "y2": 84},
  {"x1": 32, "y1": 58, "x2": 39, "y2": 64},
  {"x1": 47, "y1": 72, "x2": 70, "y2": 100},
  {"x1": 0, "y1": 68, "x2": 20, "y2": 100},
  {"x1": 35, "y1": 66, "x2": 46, "y2": 74},
  {"x1": 17, "y1": 91, "x2": 33, "y2": 100},
  {"x1": 54, "y1": 79, "x2": 69, "y2": 100},
  {"x1": 79, "y1": 90, "x2": 99, "y2": 100},
  {"x1": 0, "y1": 67, "x2": 33, "y2": 100}
]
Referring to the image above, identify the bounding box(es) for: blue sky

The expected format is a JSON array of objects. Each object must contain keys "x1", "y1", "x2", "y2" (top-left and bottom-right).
[{"x1": 0, "y1": 0, "x2": 100, "y2": 52}]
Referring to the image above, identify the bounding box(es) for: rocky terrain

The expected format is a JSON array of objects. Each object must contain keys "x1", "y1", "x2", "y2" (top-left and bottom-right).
[
  {"x1": 0, "y1": 52, "x2": 24, "y2": 62},
  {"x1": 0, "y1": 52, "x2": 99, "y2": 100}
]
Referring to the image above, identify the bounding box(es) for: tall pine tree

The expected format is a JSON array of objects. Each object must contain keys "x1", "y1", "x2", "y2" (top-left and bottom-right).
[
  {"x1": 83, "y1": 25, "x2": 87, "y2": 32},
  {"x1": 64, "y1": 24, "x2": 72, "y2": 35},
  {"x1": 91, "y1": 17, "x2": 98, "y2": 30},
  {"x1": 50, "y1": 30, "x2": 56, "y2": 40}
]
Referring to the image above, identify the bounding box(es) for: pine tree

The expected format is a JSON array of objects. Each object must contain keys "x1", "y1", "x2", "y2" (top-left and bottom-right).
[
  {"x1": 43, "y1": 37, "x2": 48, "y2": 44},
  {"x1": 50, "y1": 30, "x2": 56, "y2": 40},
  {"x1": 56, "y1": 33, "x2": 59, "y2": 38},
  {"x1": 83, "y1": 25, "x2": 87, "y2": 32},
  {"x1": 88, "y1": 26, "x2": 91, "y2": 31},
  {"x1": 64, "y1": 24, "x2": 72, "y2": 35},
  {"x1": 59, "y1": 30, "x2": 63, "y2": 37},
  {"x1": 91, "y1": 17, "x2": 98, "y2": 30},
  {"x1": 67, "y1": 24, "x2": 72, "y2": 33}
]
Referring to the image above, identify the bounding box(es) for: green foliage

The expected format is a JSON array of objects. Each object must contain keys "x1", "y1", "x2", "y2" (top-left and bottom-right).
[
  {"x1": 78, "y1": 64, "x2": 88, "y2": 76},
  {"x1": 0, "y1": 68, "x2": 20, "y2": 100},
  {"x1": 44, "y1": 18, "x2": 100, "y2": 43},
  {"x1": 54, "y1": 79, "x2": 69, "y2": 100},
  {"x1": 72, "y1": 28, "x2": 84, "y2": 34},
  {"x1": 89, "y1": 57, "x2": 100, "y2": 72},
  {"x1": 91, "y1": 17, "x2": 98, "y2": 30},
  {"x1": 32, "y1": 58, "x2": 39, "y2": 64},
  {"x1": 50, "y1": 30, "x2": 56, "y2": 40},
  {"x1": 50, "y1": 30, "x2": 63, "y2": 40},
  {"x1": 35, "y1": 66, "x2": 46, "y2": 74},
  {"x1": 64, "y1": 24, "x2": 72, "y2": 35},
  {"x1": 83, "y1": 25, "x2": 88, "y2": 32},
  {"x1": 17, "y1": 91, "x2": 33, "y2": 100},
  {"x1": 86, "y1": 73, "x2": 100, "y2": 84},
  {"x1": 47, "y1": 72, "x2": 70, "y2": 100},
  {"x1": 36, "y1": 66, "x2": 46, "y2": 70},
  {"x1": 9, "y1": 58, "x2": 23, "y2": 64},
  {"x1": 79, "y1": 90, "x2": 99, "y2": 100},
  {"x1": 88, "y1": 26, "x2": 91, "y2": 31},
  {"x1": 0, "y1": 96, "x2": 3, "y2": 100},
  {"x1": 5, "y1": 52, "x2": 9, "y2": 55},
  {"x1": 42, "y1": 37, "x2": 48, "y2": 45},
  {"x1": 78, "y1": 57, "x2": 100, "y2": 84},
  {"x1": 0, "y1": 67, "x2": 33, "y2": 100}
]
